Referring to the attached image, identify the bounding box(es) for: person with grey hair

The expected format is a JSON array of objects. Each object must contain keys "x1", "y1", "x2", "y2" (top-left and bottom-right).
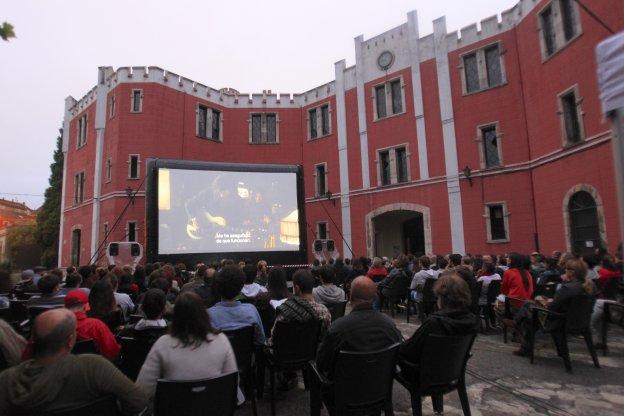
[
  {"x1": 0, "y1": 308, "x2": 146, "y2": 414},
  {"x1": 366, "y1": 257, "x2": 388, "y2": 282},
  {"x1": 11, "y1": 269, "x2": 38, "y2": 296}
]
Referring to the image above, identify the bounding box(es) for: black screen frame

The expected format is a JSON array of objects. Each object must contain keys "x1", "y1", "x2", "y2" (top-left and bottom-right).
[{"x1": 146, "y1": 159, "x2": 307, "y2": 266}]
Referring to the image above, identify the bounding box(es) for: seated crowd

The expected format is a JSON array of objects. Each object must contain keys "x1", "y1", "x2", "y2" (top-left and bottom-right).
[{"x1": 0, "y1": 244, "x2": 621, "y2": 414}]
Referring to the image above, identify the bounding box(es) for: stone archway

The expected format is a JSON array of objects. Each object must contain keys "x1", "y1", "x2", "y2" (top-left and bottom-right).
[
  {"x1": 365, "y1": 203, "x2": 432, "y2": 258},
  {"x1": 562, "y1": 184, "x2": 607, "y2": 253}
]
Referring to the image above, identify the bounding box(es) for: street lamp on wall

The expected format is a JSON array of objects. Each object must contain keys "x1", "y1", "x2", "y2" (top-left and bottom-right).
[
  {"x1": 325, "y1": 190, "x2": 336, "y2": 206},
  {"x1": 125, "y1": 186, "x2": 135, "y2": 204},
  {"x1": 462, "y1": 166, "x2": 473, "y2": 187}
]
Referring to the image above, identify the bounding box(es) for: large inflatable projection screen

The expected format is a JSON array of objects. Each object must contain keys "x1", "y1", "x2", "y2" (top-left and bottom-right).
[{"x1": 157, "y1": 167, "x2": 300, "y2": 255}]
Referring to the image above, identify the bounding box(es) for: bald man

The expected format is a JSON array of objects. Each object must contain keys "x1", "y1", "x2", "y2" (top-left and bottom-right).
[
  {"x1": 0, "y1": 309, "x2": 146, "y2": 415},
  {"x1": 316, "y1": 276, "x2": 402, "y2": 376}
]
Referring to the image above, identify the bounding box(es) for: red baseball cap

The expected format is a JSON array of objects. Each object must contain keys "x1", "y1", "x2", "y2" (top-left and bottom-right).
[{"x1": 64, "y1": 289, "x2": 90, "y2": 310}]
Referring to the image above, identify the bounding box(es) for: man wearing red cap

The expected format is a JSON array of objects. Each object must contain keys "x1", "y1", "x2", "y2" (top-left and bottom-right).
[{"x1": 64, "y1": 289, "x2": 121, "y2": 361}]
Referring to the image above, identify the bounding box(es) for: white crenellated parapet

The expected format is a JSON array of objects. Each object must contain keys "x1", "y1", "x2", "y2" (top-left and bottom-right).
[{"x1": 66, "y1": 0, "x2": 543, "y2": 118}]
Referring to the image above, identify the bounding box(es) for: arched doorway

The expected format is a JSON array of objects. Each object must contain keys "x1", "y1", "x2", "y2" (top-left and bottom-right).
[
  {"x1": 365, "y1": 203, "x2": 432, "y2": 258},
  {"x1": 568, "y1": 191, "x2": 600, "y2": 254}
]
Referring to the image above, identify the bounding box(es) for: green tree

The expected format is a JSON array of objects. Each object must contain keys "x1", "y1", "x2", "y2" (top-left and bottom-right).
[
  {"x1": 36, "y1": 130, "x2": 63, "y2": 268},
  {"x1": 0, "y1": 22, "x2": 15, "y2": 41},
  {"x1": 7, "y1": 225, "x2": 42, "y2": 269}
]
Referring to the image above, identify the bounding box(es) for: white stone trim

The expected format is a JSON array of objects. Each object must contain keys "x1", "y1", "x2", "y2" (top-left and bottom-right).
[
  {"x1": 365, "y1": 202, "x2": 432, "y2": 258},
  {"x1": 407, "y1": 10, "x2": 429, "y2": 180},
  {"x1": 557, "y1": 84, "x2": 585, "y2": 146},
  {"x1": 375, "y1": 143, "x2": 411, "y2": 187},
  {"x1": 334, "y1": 60, "x2": 352, "y2": 256},
  {"x1": 354, "y1": 36, "x2": 371, "y2": 190},
  {"x1": 434, "y1": 16, "x2": 465, "y2": 254},
  {"x1": 484, "y1": 201, "x2": 511, "y2": 243},
  {"x1": 562, "y1": 184, "x2": 608, "y2": 253}
]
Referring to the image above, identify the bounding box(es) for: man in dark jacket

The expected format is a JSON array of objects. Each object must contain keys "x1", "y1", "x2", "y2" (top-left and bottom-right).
[
  {"x1": 317, "y1": 276, "x2": 402, "y2": 377},
  {"x1": 399, "y1": 273, "x2": 478, "y2": 378},
  {"x1": 0, "y1": 308, "x2": 146, "y2": 414},
  {"x1": 314, "y1": 276, "x2": 402, "y2": 415}
]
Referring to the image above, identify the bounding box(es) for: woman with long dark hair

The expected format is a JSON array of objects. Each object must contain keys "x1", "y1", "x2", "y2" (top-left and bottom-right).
[
  {"x1": 501, "y1": 252, "x2": 534, "y2": 306},
  {"x1": 137, "y1": 292, "x2": 237, "y2": 401},
  {"x1": 87, "y1": 277, "x2": 121, "y2": 331}
]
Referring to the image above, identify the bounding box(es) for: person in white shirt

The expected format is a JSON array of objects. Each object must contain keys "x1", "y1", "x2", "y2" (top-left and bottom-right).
[
  {"x1": 476, "y1": 262, "x2": 501, "y2": 306},
  {"x1": 239, "y1": 264, "x2": 267, "y2": 300},
  {"x1": 109, "y1": 274, "x2": 135, "y2": 316}
]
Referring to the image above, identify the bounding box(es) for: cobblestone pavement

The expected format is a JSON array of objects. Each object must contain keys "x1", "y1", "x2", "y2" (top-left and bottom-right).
[{"x1": 238, "y1": 312, "x2": 624, "y2": 415}]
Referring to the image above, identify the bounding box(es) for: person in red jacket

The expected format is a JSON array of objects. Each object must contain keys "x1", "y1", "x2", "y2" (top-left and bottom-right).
[
  {"x1": 597, "y1": 256, "x2": 622, "y2": 293},
  {"x1": 64, "y1": 290, "x2": 121, "y2": 361},
  {"x1": 366, "y1": 257, "x2": 388, "y2": 283},
  {"x1": 501, "y1": 253, "x2": 534, "y2": 308}
]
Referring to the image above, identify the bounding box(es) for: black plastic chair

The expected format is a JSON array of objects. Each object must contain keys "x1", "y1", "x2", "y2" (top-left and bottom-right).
[
  {"x1": 528, "y1": 294, "x2": 600, "y2": 372},
  {"x1": 478, "y1": 280, "x2": 500, "y2": 333},
  {"x1": 223, "y1": 326, "x2": 257, "y2": 416},
  {"x1": 71, "y1": 339, "x2": 98, "y2": 355},
  {"x1": 501, "y1": 296, "x2": 526, "y2": 344},
  {"x1": 601, "y1": 278, "x2": 619, "y2": 300},
  {"x1": 396, "y1": 333, "x2": 476, "y2": 416},
  {"x1": 119, "y1": 336, "x2": 154, "y2": 381},
  {"x1": 9, "y1": 300, "x2": 28, "y2": 323},
  {"x1": 154, "y1": 372, "x2": 238, "y2": 416},
  {"x1": 309, "y1": 343, "x2": 400, "y2": 416},
  {"x1": 263, "y1": 319, "x2": 321, "y2": 416},
  {"x1": 129, "y1": 314, "x2": 143, "y2": 324},
  {"x1": 601, "y1": 301, "x2": 624, "y2": 356},
  {"x1": 325, "y1": 301, "x2": 348, "y2": 322},
  {"x1": 414, "y1": 278, "x2": 437, "y2": 323},
  {"x1": 28, "y1": 306, "x2": 62, "y2": 321},
  {"x1": 533, "y1": 283, "x2": 557, "y2": 299},
  {"x1": 9, "y1": 395, "x2": 120, "y2": 416}
]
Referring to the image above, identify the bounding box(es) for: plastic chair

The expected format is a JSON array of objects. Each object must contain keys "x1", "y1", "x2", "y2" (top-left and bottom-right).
[
  {"x1": 129, "y1": 314, "x2": 143, "y2": 324},
  {"x1": 601, "y1": 278, "x2": 619, "y2": 300},
  {"x1": 478, "y1": 280, "x2": 500, "y2": 332},
  {"x1": 414, "y1": 279, "x2": 437, "y2": 323},
  {"x1": 223, "y1": 326, "x2": 257, "y2": 416},
  {"x1": 9, "y1": 395, "x2": 121, "y2": 416},
  {"x1": 9, "y1": 300, "x2": 28, "y2": 323},
  {"x1": 28, "y1": 306, "x2": 61, "y2": 321},
  {"x1": 263, "y1": 319, "x2": 321, "y2": 416},
  {"x1": 528, "y1": 294, "x2": 600, "y2": 372},
  {"x1": 325, "y1": 301, "x2": 348, "y2": 322},
  {"x1": 501, "y1": 296, "x2": 526, "y2": 343},
  {"x1": 71, "y1": 339, "x2": 98, "y2": 355},
  {"x1": 119, "y1": 336, "x2": 155, "y2": 381},
  {"x1": 309, "y1": 343, "x2": 400, "y2": 416},
  {"x1": 533, "y1": 283, "x2": 557, "y2": 299},
  {"x1": 154, "y1": 372, "x2": 238, "y2": 416},
  {"x1": 601, "y1": 301, "x2": 624, "y2": 356},
  {"x1": 396, "y1": 333, "x2": 476, "y2": 416}
]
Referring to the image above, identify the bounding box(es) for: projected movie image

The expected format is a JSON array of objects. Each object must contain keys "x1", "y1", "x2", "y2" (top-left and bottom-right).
[{"x1": 158, "y1": 168, "x2": 300, "y2": 254}]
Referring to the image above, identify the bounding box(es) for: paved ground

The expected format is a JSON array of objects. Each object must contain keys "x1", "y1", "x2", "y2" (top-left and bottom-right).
[{"x1": 238, "y1": 311, "x2": 624, "y2": 416}]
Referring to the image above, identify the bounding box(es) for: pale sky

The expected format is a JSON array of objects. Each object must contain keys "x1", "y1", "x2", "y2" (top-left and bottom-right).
[{"x1": 0, "y1": 0, "x2": 517, "y2": 209}]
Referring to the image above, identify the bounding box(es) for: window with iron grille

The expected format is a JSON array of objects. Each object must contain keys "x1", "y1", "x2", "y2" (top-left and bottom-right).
[
  {"x1": 540, "y1": 6, "x2": 556, "y2": 56},
  {"x1": 481, "y1": 125, "x2": 501, "y2": 168},
  {"x1": 488, "y1": 204, "x2": 507, "y2": 241},
  {"x1": 309, "y1": 108, "x2": 318, "y2": 139},
  {"x1": 374, "y1": 78, "x2": 404, "y2": 119},
  {"x1": 317, "y1": 222, "x2": 328, "y2": 240},
  {"x1": 105, "y1": 158, "x2": 112, "y2": 182},
  {"x1": 395, "y1": 147, "x2": 408, "y2": 183},
  {"x1": 131, "y1": 90, "x2": 142, "y2": 112},
  {"x1": 315, "y1": 164, "x2": 327, "y2": 197},
  {"x1": 539, "y1": 0, "x2": 581, "y2": 59},
  {"x1": 128, "y1": 155, "x2": 139, "y2": 179},
  {"x1": 321, "y1": 105, "x2": 330, "y2": 136},
  {"x1": 561, "y1": 90, "x2": 582, "y2": 144},
  {"x1": 127, "y1": 222, "x2": 137, "y2": 242},
  {"x1": 197, "y1": 105, "x2": 221, "y2": 141},
  {"x1": 379, "y1": 150, "x2": 391, "y2": 186},
  {"x1": 74, "y1": 172, "x2": 85, "y2": 205},
  {"x1": 560, "y1": 0, "x2": 577, "y2": 41},
  {"x1": 462, "y1": 44, "x2": 504, "y2": 94},
  {"x1": 250, "y1": 113, "x2": 278, "y2": 144},
  {"x1": 77, "y1": 114, "x2": 87, "y2": 148}
]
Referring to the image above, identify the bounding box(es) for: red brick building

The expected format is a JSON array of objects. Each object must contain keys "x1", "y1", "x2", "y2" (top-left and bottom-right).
[{"x1": 58, "y1": 0, "x2": 623, "y2": 266}]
